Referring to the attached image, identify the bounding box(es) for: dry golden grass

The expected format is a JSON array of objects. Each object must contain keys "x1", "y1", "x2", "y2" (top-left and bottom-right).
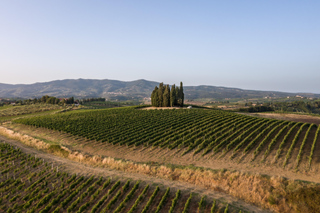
[
  {"x1": 0, "y1": 104, "x2": 63, "y2": 117},
  {"x1": 0, "y1": 126, "x2": 49, "y2": 149}
]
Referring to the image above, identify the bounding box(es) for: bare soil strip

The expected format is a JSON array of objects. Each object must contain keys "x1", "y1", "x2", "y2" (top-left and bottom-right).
[
  {"x1": 0, "y1": 135, "x2": 269, "y2": 213},
  {"x1": 241, "y1": 112, "x2": 320, "y2": 125}
]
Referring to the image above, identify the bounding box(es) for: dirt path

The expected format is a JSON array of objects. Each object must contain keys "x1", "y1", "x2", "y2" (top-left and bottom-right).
[
  {"x1": 0, "y1": 135, "x2": 270, "y2": 213},
  {"x1": 240, "y1": 112, "x2": 320, "y2": 125}
]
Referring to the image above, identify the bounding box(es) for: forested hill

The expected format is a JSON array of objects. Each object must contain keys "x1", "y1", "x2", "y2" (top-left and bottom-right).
[{"x1": 0, "y1": 79, "x2": 319, "y2": 100}]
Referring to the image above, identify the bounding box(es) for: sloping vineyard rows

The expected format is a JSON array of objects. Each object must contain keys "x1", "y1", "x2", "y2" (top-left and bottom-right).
[
  {"x1": 14, "y1": 107, "x2": 320, "y2": 166},
  {"x1": 0, "y1": 142, "x2": 242, "y2": 213}
]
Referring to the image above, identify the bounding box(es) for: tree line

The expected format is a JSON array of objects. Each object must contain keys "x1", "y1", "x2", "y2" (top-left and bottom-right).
[
  {"x1": 80, "y1": 97, "x2": 106, "y2": 103},
  {"x1": 0, "y1": 95, "x2": 75, "y2": 106},
  {"x1": 264, "y1": 100, "x2": 320, "y2": 114},
  {"x1": 151, "y1": 82, "x2": 184, "y2": 107},
  {"x1": 239, "y1": 105, "x2": 274, "y2": 113},
  {"x1": 239, "y1": 100, "x2": 320, "y2": 114}
]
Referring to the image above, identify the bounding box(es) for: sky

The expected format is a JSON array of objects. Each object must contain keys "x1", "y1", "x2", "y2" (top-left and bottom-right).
[{"x1": 0, "y1": 1, "x2": 319, "y2": 93}]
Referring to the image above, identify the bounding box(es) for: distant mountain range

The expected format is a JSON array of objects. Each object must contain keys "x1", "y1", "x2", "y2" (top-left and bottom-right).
[{"x1": 0, "y1": 79, "x2": 319, "y2": 101}]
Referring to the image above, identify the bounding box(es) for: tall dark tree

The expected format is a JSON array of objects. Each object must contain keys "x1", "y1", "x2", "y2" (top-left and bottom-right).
[
  {"x1": 151, "y1": 88, "x2": 155, "y2": 106},
  {"x1": 66, "y1": 97, "x2": 74, "y2": 104},
  {"x1": 170, "y1": 84, "x2": 176, "y2": 107},
  {"x1": 175, "y1": 86, "x2": 180, "y2": 106},
  {"x1": 46, "y1": 97, "x2": 57, "y2": 104},
  {"x1": 55, "y1": 98, "x2": 60, "y2": 105},
  {"x1": 163, "y1": 85, "x2": 170, "y2": 107},
  {"x1": 158, "y1": 83, "x2": 164, "y2": 107},
  {"x1": 40, "y1": 95, "x2": 49, "y2": 103},
  {"x1": 151, "y1": 82, "x2": 184, "y2": 107},
  {"x1": 179, "y1": 81, "x2": 184, "y2": 107},
  {"x1": 151, "y1": 86, "x2": 159, "y2": 107}
]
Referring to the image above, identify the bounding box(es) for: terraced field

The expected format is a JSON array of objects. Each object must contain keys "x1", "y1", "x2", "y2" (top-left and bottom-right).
[
  {"x1": 14, "y1": 107, "x2": 320, "y2": 170},
  {"x1": 0, "y1": 142, "x2": 242, "y2": 213}
]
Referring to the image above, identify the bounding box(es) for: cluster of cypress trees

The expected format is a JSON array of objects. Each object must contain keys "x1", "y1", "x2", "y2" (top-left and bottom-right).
[{"x1": 151, "y1": 82, "x2": 184, "y2": 107}]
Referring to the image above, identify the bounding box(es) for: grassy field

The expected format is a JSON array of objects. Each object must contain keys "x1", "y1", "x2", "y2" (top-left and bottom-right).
[
  {"x1": 14, "y1": 106, "x2": 320, "y2": 171},
  {"x1": 0, "y1": 104, "x2": 65, "y2": 117},
  {"x1": 0, "y1": 141, "x2": 241, "y2": 213},
  {"x1": 0, "y1": 104, "x2": 68, "y2": 124}
]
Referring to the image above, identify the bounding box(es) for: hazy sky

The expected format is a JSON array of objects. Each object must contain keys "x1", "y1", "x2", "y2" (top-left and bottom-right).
[{"x1": 1, "y1": 1, "x2": 319, "y2": 93}]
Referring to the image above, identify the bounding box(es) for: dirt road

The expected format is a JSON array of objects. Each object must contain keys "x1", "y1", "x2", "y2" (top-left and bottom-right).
[{"x1": 239, "y1": 112, "x2": 320, "y2": 125}]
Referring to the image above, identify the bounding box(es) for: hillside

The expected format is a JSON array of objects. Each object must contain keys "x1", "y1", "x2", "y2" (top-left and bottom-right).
[
  {"x1": 1, "y1": 105, "x2": 320, "y2": 212},
  {"x1": 13, "y1": 106, "x2": 320, "y2": 172},
  {"x1": 0, "y1": 105, "x2": 320, "y2": 213},
  {"x1": 0, "y1": 79, "x2": 158, "y2": 100},
  {"x1": 1, "y1": 79, "x2": 319, "y2": 100}
]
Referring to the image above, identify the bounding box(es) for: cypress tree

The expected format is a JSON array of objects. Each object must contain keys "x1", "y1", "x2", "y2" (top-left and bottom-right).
[
  {"x1": 158, "y1": 83, "x2": 164, "y2": 107},
  {"x1": 151, "y1": 82, "x2": 184, "y2": 107},
  {"x1": 170, "y1": 84, "x2": 176, "y2": 107},
  {"x1": 179, "y1": 82, "x2": 184, "y2": 107},
  {"x1": 151, "y1": 86, "x2": 158, "y2": 106},
  {"x1": 151, "y1": 90, "x2": 154, "y2": 106},
  {"x1": 153, "y1": 86, "x2": 159, "y2": 107},
  {"x1": 163, "y1": 85, "x2": 170, "y2": 107},
  {"x1": 175, "y1": 86, "x2": 180, "y2": 106}
]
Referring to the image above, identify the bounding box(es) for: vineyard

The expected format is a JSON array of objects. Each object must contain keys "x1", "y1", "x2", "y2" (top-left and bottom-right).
[
  {"x1": 14, "y1": 107, "x2": 320, "y2": 170},
  {"x1": 0, "y1": 141, "x2": 242, "y2": 213}
]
